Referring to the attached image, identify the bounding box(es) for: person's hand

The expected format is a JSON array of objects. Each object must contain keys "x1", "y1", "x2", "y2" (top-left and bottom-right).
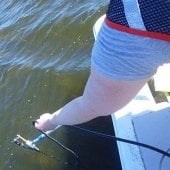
[{"x1": 34, "y1": 113, "x2": 57, "y2": 132}]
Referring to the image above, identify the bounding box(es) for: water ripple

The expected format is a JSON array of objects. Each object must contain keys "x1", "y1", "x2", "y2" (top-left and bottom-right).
[
  {"x1": 0, "y1": 0, "x2": 107, "y2": 71},
  {"x1": 0, "y1": 1, "x2": 109, "y2": 170}
]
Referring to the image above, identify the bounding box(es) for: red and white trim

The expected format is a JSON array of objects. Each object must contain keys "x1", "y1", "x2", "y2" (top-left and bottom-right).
[{"x1": 105, "y1": 18, "x2": 170, "y2": 42}]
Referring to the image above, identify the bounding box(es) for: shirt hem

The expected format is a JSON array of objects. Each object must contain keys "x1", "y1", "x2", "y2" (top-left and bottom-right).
[{"x1": 105, "y1": 18, "x2": 170, "y2": 42}]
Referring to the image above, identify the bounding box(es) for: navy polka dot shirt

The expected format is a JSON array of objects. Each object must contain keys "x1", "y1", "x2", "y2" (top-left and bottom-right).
[{"x1": 106, "y1": 0, "x2": 170, "y2": 35}]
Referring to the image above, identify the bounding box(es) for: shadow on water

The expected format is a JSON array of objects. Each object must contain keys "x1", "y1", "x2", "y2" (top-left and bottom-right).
[
  {"x1": 0, "y1": 0, "x2": 122, "y2": 170},
  {"x1": 0, "y1": 66, "x2": 122, "y2": 170},
  {"x1": 0, "y1": 67, "x2": 89, "y2": 170}
]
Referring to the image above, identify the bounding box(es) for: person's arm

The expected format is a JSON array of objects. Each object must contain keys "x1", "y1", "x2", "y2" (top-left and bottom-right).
[{"x1": 35, "y1": 67, "x2": 147, "y2": 131}]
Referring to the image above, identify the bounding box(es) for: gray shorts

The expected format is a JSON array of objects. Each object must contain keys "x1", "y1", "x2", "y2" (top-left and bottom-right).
[{"x1": 91, "y1": 22, "x2": 170, "y2": 80}]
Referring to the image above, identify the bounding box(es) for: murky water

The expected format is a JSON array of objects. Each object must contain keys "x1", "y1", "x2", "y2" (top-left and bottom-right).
[{"x1": 0, "y1": 1, "x2": 122, "y2": 170}]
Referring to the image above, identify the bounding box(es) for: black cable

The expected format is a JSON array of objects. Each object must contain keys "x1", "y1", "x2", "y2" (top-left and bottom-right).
[
  {"x1": 37, "y1": 129, "x2": 80, "y2": 165},
  {"x1": 32, "y1": 121, "x2": 170, "y2": 169},
  {"x1": 28, "y1": 145, "x2": 79, "y2": 167},
  {"x1": 12, "y1": 137, "x2": 69, "y2": 164},
  {"x1": 159, "y1": 148, "x2": 170, "y2": 170},
  {"x1": 32, "y1": 120, "x2": 79, "y2": 162},
  {"x1": 68, "y1": 125, "x2": 170, "y2": 158}
]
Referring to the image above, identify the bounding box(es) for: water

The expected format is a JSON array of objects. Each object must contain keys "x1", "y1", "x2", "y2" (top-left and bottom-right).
[{"x1": 0, "y1": 1, "x2": 122, "y2": 170}]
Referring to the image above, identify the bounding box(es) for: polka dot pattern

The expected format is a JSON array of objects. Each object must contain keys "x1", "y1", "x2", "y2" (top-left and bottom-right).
[
  {"x1": 138, "y1": 0, "x2": 170, "y2": 34},
  {"x1": 106, "y1": 0, "x2": 129, "y2": 26},
  {"x1": 106, "y1": 0, "x2": 170, "y2": 35}
]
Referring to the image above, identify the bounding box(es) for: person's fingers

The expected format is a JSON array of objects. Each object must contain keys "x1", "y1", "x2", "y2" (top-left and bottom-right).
[
  {"x1": 33, "y1": 113, "x2": 55, "y2": 131},
  {"x1": 32, "y1": 120, "x2": 38, "y2": 127},
  {"x1": 34, "y1": 119, "x2": 41, "y2": 129}
]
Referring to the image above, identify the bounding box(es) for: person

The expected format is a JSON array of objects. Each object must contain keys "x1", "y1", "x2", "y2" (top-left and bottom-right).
[{"x1": 35, "y1": 0, "x2": 170, "y2": 132}]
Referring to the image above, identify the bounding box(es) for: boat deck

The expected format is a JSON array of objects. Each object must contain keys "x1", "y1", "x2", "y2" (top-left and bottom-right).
[{"x1": 112, "y1": 84, "x2": 170, "y2": 170}]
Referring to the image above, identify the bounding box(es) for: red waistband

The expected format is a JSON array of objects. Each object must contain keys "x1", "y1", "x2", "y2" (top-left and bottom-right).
[{"x1": 105, "y1": 18, "x2": 170, "y2": 42}]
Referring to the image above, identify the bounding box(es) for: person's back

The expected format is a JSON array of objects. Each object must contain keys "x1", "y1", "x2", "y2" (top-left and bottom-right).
[{"x1": 106, "y1": 0, "x2": 170, "y2": 41}]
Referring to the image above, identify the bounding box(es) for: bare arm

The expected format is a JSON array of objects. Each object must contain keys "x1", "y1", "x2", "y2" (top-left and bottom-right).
[{"x1": 35, "y1": 67, "x2": 147, "y2": 131}]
